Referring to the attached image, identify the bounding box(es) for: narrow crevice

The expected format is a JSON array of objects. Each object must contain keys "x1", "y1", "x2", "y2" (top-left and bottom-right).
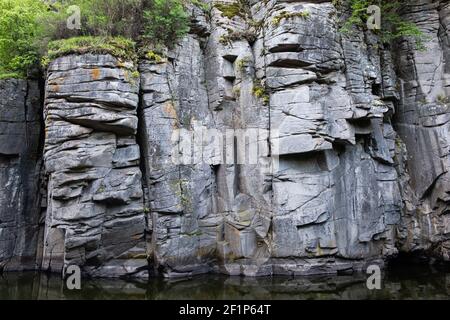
[{"x1": 135, "y1": 69, "x2": 153, "y2": 277}]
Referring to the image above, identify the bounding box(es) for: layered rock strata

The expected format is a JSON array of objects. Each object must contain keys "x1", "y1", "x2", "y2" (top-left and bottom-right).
[
  {"x1": 42, "y1": 55, "x2": 147, "y2": 277},
  {"x1": 0, "y1": 0, "x2": 448, "y2": 278},
  {"x1": 394, "y1": 0, "x2": 450, "y2": 261}
]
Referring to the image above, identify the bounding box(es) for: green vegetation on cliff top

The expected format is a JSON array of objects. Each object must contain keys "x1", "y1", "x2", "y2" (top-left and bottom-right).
[
  {"x1": 0, "y1": 0, "x2": 426, "y2": 79},
  {"x1": 337, "y1": 0, "x2": 426, "y2": 49},
  {"x1": 0, "y1": 0, "x2": 192, "y2": 78},
  {"x1": 0, "y1": 0, "x2": 50, "y2": 78},
  {"x1": 43, "y1": 36, "x2": 137, "y2": 66}
]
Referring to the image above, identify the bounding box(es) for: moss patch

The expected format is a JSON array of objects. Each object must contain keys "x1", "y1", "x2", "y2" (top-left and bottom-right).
[
  {"x1": 191, "y1": 0, "x2": 211, "y2": 13},
  {"x1": 272, "y1": 10, "x2": 310, "y2": 27},
  {"x1": 214, "y1": 2, "x2": 243, "y2": 19},
  {"x1": 43, "y1": 36, "x2": 137, "y2": 66},
  {"x1": 0, "y1": 72, "x2": 24, "y2": 80},
  {"x1": 145, "y1": 50, "x2": 165, "y2": 63},
  {"x1": 436, "y1": 94, "x2": 449, "y2": 105},
  {"x1": 214, "y1": 0, "x2": 252, "y2": 20},
  {"x1": 252, "y1": 80, "x2": 270, "y2": 105},
  {"x1": 219, "y1": 29, "x2": 258, "y2": 45}
]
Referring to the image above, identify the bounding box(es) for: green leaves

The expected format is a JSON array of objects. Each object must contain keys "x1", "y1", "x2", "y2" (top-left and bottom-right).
[
  {"x1": 0, "y1": 0, "x2": 50, "y2": 77},
  {"x1": 71, "y1": 0, "x2": 144, "y2": 38},
  {"x1": 339, "y1": 0, "x2": 426, "y2": 50},
  {"x1": 0, "y1": 0, "x2": 193, "y2": 78},
  {"x1": 143, "y1": 0, "x2": 190, "y2": 47}
]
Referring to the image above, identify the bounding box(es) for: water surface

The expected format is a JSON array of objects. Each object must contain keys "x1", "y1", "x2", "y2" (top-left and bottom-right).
[{"x1": 1, "y1": 264, "x2": 449, "y2": 300}]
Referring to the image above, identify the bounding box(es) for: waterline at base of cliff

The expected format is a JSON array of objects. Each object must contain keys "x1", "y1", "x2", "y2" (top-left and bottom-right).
[{"x1": 1, "y1": 262, "x2": 449, "y2": 300}]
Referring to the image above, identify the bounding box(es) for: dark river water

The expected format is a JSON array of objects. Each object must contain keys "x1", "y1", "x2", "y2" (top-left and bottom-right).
[{"x1": 1, "y1": 264, "x2": 449, "y2": 300}]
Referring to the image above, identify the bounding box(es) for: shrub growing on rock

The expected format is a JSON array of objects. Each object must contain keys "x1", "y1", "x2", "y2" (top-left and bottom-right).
[
  {"x1": 338, "y1": 0, "x2": 425, "y2": 49},
  {"x1": 143, "y1": 0, "x2": 190, "y2": 47},
  {"x1": 44, "y1": 36, "x2": 137, "y2": 65},
  {"x1": 61, "y1": 0, "x2": 145, "y2": 39},
  {"x1": 0, "y1": 0, "x2": 194, "y2": 78}
]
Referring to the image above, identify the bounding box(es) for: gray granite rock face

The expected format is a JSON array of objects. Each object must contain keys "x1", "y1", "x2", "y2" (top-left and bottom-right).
[
  {"x1": 0, "y1": 0, "x2": 449, "y2": 278},
  {"x1": 42, "y1": 54, "x2": 147, "y2": 277},
  {"x1": 393, "y1": 0, "x2": 450, "y2": 261},
  {"x1": 0, "y1": 79, "x2": 43, "y2": 272},
  {"x1": 136, "y1": 0, "x2": 403, "y2": 277},
  {"x1": 201, "y1": 0, "x2": 400, "y2": 276},
  {"x1": 139, "y1": 34, "x2": 218, "y2": 277}
]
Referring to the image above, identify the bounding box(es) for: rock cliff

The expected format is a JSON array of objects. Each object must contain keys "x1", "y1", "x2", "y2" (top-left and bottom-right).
[
  {"x1": 42, "y1": 55, "x2": 147, "y2": 277},
  {"x1": 0, "y1": 78, "x2": 43, "y2": 272},
  {"x1": 0, "y1": 0, "x2": 449, "y2": 278}
]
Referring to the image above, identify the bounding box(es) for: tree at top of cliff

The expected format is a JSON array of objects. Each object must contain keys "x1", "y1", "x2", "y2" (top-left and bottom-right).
[
  {"x1": 50, "y1": 0, "x2": 144, "y2": 39},
  {"x1": 337, "y1": 0, "x2": 426, "y2": 50},
  {"x1": 0, "y1": 0, "x2": 198, "y2": 78},
  {"x1": 142, "y1": 0, "x2": 190, "y2": 47},
  {"x1": 0, "y1": 0, "x2": 51, "y2": 78}
]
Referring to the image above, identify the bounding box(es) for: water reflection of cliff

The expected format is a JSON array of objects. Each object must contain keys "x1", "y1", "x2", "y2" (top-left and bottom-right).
[{"x1": 1, "y1": 266, "x2": 449, "y2": 300}]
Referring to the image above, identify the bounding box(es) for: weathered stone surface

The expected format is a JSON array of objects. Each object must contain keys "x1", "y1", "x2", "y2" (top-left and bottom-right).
[
  {"x1": 132, "y1": 0, "x2": 402, "y2": 277},
  {"x1": 42, "y1": 54, "x2": 147, "y2": 277},
  {"x1": 393, "y1": 0, "x2": 450, "y2": 261},
  {"x1": 191, "y1": 0, "x2": 398, "y2": 275},
  {"x1": 139, "y1": 33, "x2": 218, "y2": 277},
  {"x1": 0, "y1": 78, "x2": 43, "y2": 272},
  {"x1": 0, "y1": 0, "x2": 449, "y2": 278}
]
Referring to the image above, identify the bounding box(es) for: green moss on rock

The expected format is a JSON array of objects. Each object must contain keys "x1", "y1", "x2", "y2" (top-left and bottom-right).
[
  {"x1": 272, "y1": 10, "x2": 310, "y2": 27},
  {"x1": 0, "y1": 72, "x2": 24, "y2": 80},
  {"x1": 43, "y1": 36, "x2": 137, "y2": 66},
  {"x1": 252, "y1": 80, "x2": 270, "y2": 105},
  {"x1": 214, "y1": 2, "x2": 242, "y2": 19}
]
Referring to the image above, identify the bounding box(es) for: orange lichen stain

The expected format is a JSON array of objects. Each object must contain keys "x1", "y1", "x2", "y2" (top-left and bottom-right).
[
  {"x1": 91, "y1": 68, "x2": 101, "y2": 80},
  {"x1": 164, "y1": 101, "x2": 178, "y2": 120},
  {"x1": 44, "y1": 123, "x2": 50, "y2": 140},
  {"x1": 316, "y1": 242, "x2": 323, "y2": 257},
  {"x1": 48, "y1": 77, "x2": 64, "y2": 86},
  {"x1": 51, "y1": 84, "x2": 60, "y2": 92}
]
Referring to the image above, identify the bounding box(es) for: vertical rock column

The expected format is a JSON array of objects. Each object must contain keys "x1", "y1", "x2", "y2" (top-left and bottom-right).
[
  {"x1": 139, "y1": 30, "x2": 219, "y2": 277},
  {"x1": 252, "y1": 0, "x2": 401, "y2": 274},
  {"x1": 0, "y1": 78, "x2": 43, "y2": 271},
  {"x1": 42, "y1": 54, "x2": 147, "y2": 277},
  {"x1": 394, "y1": 0, "x2": 450, "y2": 261},
  {"x1": 204, "y1": 0, "x2": 274, "y2": 276}
]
